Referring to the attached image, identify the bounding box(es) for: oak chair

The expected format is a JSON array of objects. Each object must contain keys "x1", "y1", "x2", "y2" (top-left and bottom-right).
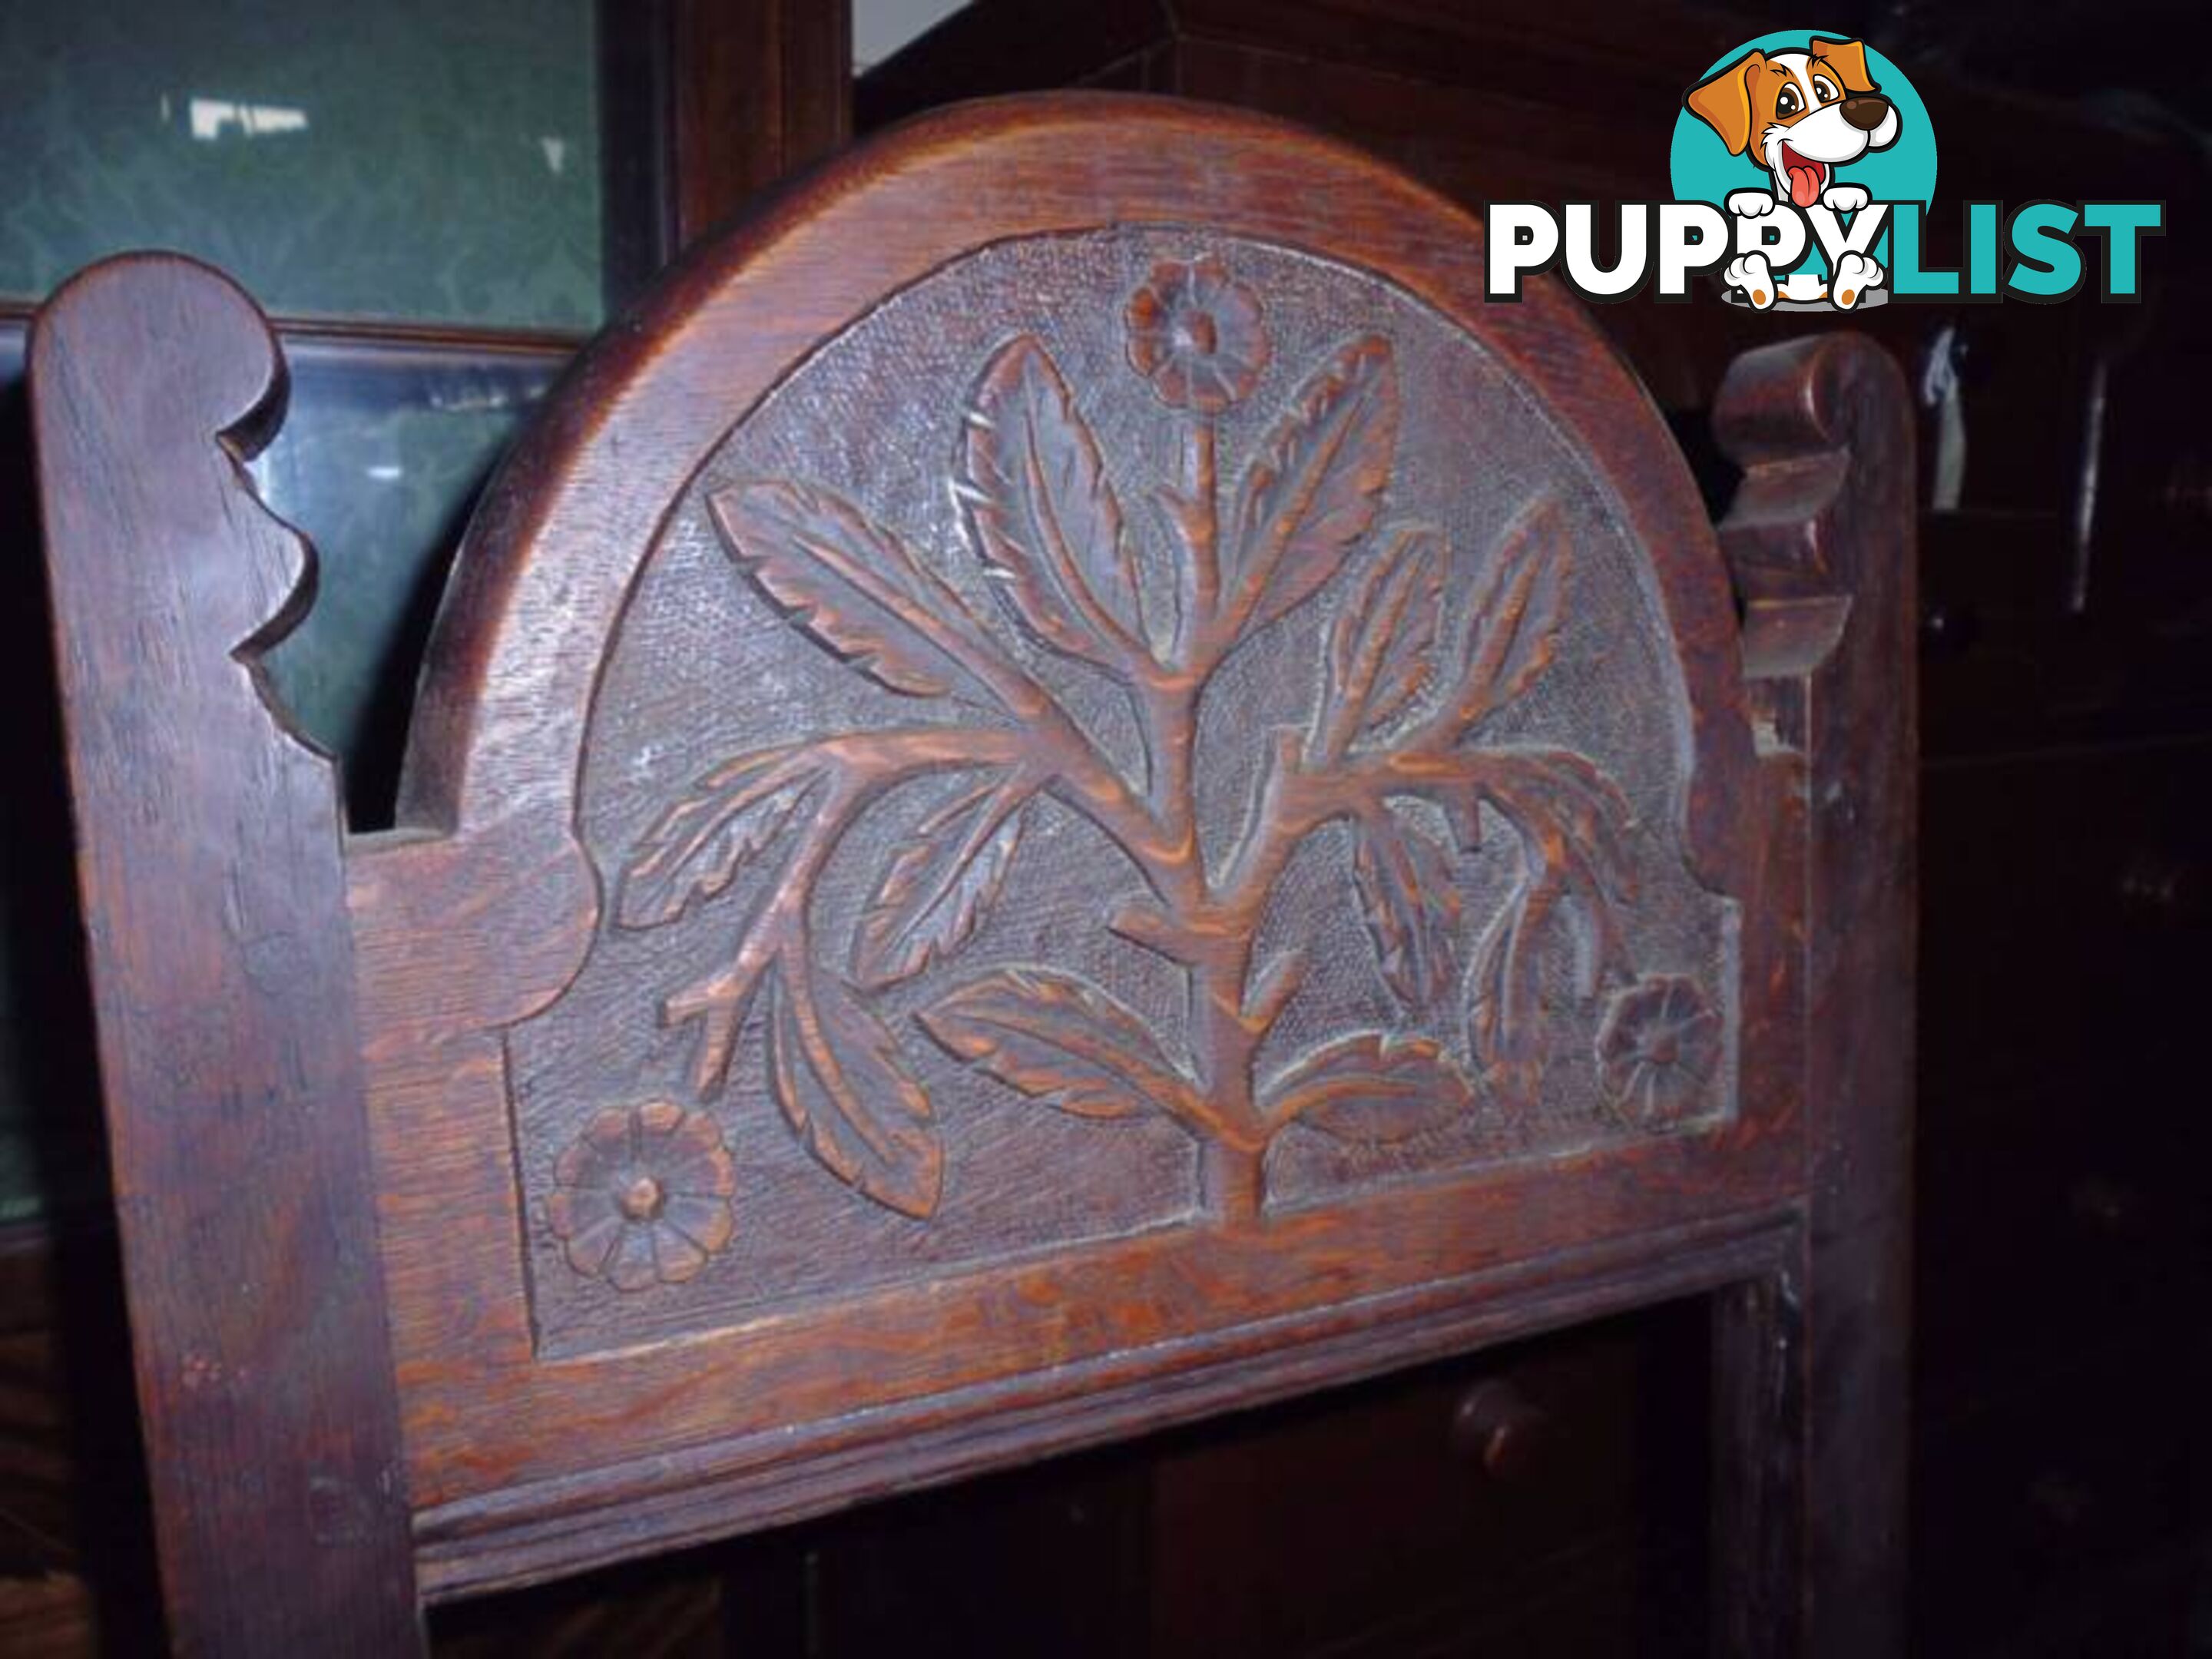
[{"x1": 28, "y1": 94, "x2": 1914, "y2": 1655}]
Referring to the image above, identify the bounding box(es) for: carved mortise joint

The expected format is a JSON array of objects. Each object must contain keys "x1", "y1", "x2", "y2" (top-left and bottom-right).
[
  {"x1": 605, "y1": 253, "x2": 1707, "y2": 1231},
  {"x1": 36, "y1": 257, "x2": 326, "y2": 747},
  {"x1": 1717, "y1": 336, "x2": 1907, "y2": 753}
]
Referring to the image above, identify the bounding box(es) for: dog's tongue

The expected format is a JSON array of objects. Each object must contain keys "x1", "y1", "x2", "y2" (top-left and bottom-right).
[{"x1": 1783, "y1": 146, "x2": 1825, "y2": 207}]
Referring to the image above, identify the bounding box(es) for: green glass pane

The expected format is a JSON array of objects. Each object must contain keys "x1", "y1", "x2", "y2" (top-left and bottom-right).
[
  {"x1": 0, "y1": 335, "x2": 562, "y2": 1219},
  {"x1": 0, "y1": 336, "x2": 105, "y2": 1223},
  {"x1": 1, "y1": 0, "x2": 604, "y2": 329},
  {"x1": 252, "y1": 345, "x2": 562, "y2": 819}
]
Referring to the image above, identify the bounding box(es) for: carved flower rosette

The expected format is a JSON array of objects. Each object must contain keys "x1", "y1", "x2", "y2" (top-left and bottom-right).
[
  {"x1": 1596, "y1": 975, "x2": 1724, "y2": 1128},
  {"x1": 545, "y1": 1102, "x2": 737, "y2": 1292},
  {"x1": 517, "y1": 230, "x2": 1737, "y2": 1339}
]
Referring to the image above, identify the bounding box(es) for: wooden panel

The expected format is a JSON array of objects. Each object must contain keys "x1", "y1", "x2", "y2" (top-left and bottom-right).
[
  {"x1": 1912, "y1": 1323, "x2": 2200, "y2": 1658},
  {"x1": 668, "y1": 0, "x2": 851, "y2": 247},
  {"x1": 320, "y1": 101, "x2": 1818, "y2": 1599},
  {"x1": 1911, "y1": 736, "x2": 2209, "y2": 1654},
  {"x1": 24, "y1": 90, "x2": 1916, "y2": 1649},
  {"x1": 1147, "y1": 1306, "x2": 1710, "y2": 1656},
  {"x1": 745, "y1": 1304, "x2": 1712, "y2": 1657},
  {"x1": 520, "y1": 226, "x2": 1744, "y2": 1352},
  {"x1": 1716, "y1": 333, "x2": 1917, "y2": 1654},
  {"x1": 785, "y1": 1447, "x2": 1151, "y2": 1659},
  {"x1": 857, "y1": 15, "x2": 2212, "y2": 1654},
  {"x1": 30, "y1": 258, "x2": 423, "y2": 1651}
]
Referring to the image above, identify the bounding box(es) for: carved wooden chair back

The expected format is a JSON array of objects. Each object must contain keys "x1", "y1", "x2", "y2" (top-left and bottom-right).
[{"x1": 28, "y1": 94, "x2": 1914, "y2": 1655}]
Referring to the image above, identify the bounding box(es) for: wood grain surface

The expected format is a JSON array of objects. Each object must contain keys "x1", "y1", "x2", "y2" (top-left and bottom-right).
[
  {"x1": 31, "y1": 257, "x2": 424, "y2": 1653},
  {"x1": 29, "y1": 93, "x2": 1914, "y2": 1652}
]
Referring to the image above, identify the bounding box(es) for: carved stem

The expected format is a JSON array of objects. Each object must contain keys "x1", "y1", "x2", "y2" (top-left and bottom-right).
[
  {"x1": 672, "y1": 728, "x2": 1031, "y2": 1089},
  {"x1": 1197, "y1": 737, "x2": 1548, "y2": 1130},
  {"x1": 1127, "y1": 671, "x2": 1274, "y2": 1179},
  {"x1": 1146, "y1": 693, "x2": 1271, "y2": 1179},
  {"x1": 1128, "y1": 729, "x2": 1520, "y2": 1168},
  {"x1": 1034, "y1": 705, "x2": 1179, "y2": 879},
  {"x1": 1200, "y1": 1138, "x2": 1265, "y2": 1224},
  {"x1": 1123, "y1": 720, "x2": 1479, "y2": 1181},
  {"x1": 1183, "y1": 418, "x2": 1221, "y2": 646},
  {"x1": 1237, "y1": 734, "x2": 1511, "y2": 901},
  {"x1": 674, "y1": 836, "x2": 832, "y2": 1096},
  {"x1": 872, "y1": 550, "x2": 1176, "y2": 874},
  {"x1": 1188, "y1": 939, "x2": 1264, "y2": 1151}
]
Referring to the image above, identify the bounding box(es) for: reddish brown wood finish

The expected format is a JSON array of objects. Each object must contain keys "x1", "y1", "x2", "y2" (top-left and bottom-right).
[
  {"x1": 667, "y1": 0, "x2": 852, "y2": 249},
  {"x1": 28, "y1": 94, "x2": 1914, "y2": 1652},
  {"x1": 1719, "y1": 333, "x2": 1918, "y2": 1652},
  {"x1": 28, "y1": 257, "x2": 423, "y2": 1654}
]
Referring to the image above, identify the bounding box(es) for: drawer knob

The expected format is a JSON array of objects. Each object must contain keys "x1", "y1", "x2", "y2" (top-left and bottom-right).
[
  {"x1": 1451, "y1": 1379, "x2": 1551, "y2": 1481},
  {"x1": 2117, "y1": 852, "x2": 2204, "y2": 922}
]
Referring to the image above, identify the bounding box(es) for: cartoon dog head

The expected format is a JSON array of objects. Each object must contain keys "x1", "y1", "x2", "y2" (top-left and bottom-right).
[{"x1": 1685, "y1": 38, "x2": 1900, "y2": 208}]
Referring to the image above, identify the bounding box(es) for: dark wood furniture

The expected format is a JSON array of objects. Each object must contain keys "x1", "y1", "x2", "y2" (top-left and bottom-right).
[
  {"x1": 866, "y1": 12, "x2": 2212, "y2": 1649},
  {"x1": 0, "y1": 12, "x2": 851, "y2": 1646},
  {"x1": 28, "y1": 93, "x2": 1914, "y2": 1654}
]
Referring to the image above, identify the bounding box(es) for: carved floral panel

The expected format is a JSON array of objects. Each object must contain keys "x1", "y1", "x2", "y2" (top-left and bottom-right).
[{"x1": 508, "y1": 229, "x2": 1739, "y2": 1354}]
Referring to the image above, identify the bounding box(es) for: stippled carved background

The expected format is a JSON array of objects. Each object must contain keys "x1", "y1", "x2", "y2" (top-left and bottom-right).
[{"x1": 508, "y1": 229, "x2": 1739, "y2": 1355}]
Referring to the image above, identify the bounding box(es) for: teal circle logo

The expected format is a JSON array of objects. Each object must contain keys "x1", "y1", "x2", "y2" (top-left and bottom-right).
[
  {"x1": 1671, "y1": 31, "x2": 1935, "y2": 209},
  {"x1": 1670, "y1": 31, "x2": 1936, "y2": 306}
]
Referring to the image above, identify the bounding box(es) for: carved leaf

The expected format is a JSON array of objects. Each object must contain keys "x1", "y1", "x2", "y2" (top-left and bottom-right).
[
  {"x1": 919, "y1": 969, "x2": 1202, "y2": 1125},
  {"x1": 710, "y1": 479, "x2": 980, "y2": 699},
  {"x1": 1351, "y1": 808, "x2": 1462, "y2": 1010},
  {"x1": 1240, "y1": 949, "x2": 1308, "y2": 1041},
  {"x1": 1266, "y1": 1034, "x2": 1475, "y2": 1144},
  {"x1": 1464, "y1": 748, "x2": 1637, "y2": 1100},
  {"x1": 961, "y1": 336, "x2": 1150, "y2": 669},
  {"x1": 618, "y1": 749, "x2": 815, "y2": 930},
  {"x1": 1323, "y1": 523, "x2": 1445, "y2": 742},
  {"x1": 1469, "y1": 873, "x2": 1561, "y2": 1104},
  {"x1": 1475, "y1": 749, "x2": 1637, "y2": 920},
  {"x1": 1228, "y1": 335, "x2": 1399, "y2": 635},
  {"x1": 765, "y1": 962, "x2": 942, "y2": 1218},
  {"x1": 1447, "y1": 497, "x2": 1571, "y2": 733},
  {"x1": 852, "y1": 773, "x2": 1035, "y2": 989}
]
